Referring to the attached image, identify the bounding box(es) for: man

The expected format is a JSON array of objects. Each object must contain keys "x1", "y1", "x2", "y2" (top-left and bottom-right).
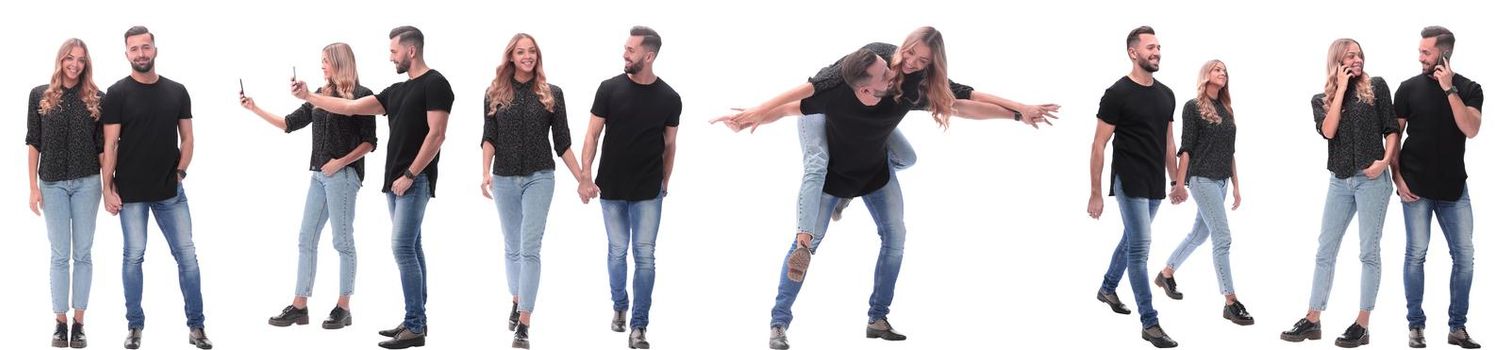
[
  {"x1": 1393, "y1": 25, "x2": 1484, "y2": 349},
  {"x1": 578, "y1": 26, "x2": 681, "y2": 350},
  {"x1": 292, "y1": 25, "x2": 453, "y2": 350},
  {"x1": 1086, "y1": 25, "x2": 1182, "y2": 348},
  {"x1": 101, "y1": 25, "x2": 213, "y2": 350},
  {"x1": 749, "y1": 49, "x2": 1023, "y2": 349}
]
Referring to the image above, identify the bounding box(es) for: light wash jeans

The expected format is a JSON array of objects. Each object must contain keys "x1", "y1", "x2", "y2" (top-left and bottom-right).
[
  {"x1": 493, "y1": 170, "x2": 555, "y2": 313},
  {"x1": 795, "y1": 113, "x2": 914, "y2": 247},
  {"x1": 293, "y1": 168, "x2": 361, "y2": 297},
  {"x1": 41, "y1": 174, "x2": 101, "y2": 314},
  {"x1": 1163, "y1": 176, "x2": 1237, "y2": 295},
  {"x1": 1308, "y1": 170, "x2": 1391, "y2": 312}
]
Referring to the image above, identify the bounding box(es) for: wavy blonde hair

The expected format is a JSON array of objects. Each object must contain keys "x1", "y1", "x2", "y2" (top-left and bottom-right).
[
  {"x1": 1322, "y1": 38, "x2": 1375, "y2": 111},
  {"x1": 39, "y1": 38, "x2": 101, "y2": 119},
  {"x1": 485, "y1": 33, "x2": 555, "y2": 116},
  {"x1": 890, "y1": 26, "x2": 954, "y2": 128},
  {"x1": 1194, "y1": 60, "x2": 1233, "y2": 124},
  {"x1": 320, "y1": 43, "x2": 360, "y2": 99}
]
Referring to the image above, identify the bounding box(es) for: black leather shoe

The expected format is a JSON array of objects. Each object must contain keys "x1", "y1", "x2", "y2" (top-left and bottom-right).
[
  {"x1": 628, "y1": 327, "x2": 650, "y2": 349},
  {"x1": 268, "y1": 305, "x2": 309, "y2": 327},
  {"x1": 379, "y1": 323, "x2": 426, "y2": 337},
  {"x1": 1141, "y1": 324, "x2": 1179, "y2": 348},
  {"x1": 323, "y1": 306, "x2": 352, "y2": 329},
  {"x1": 865, "y1": 318, "x2": 906, "y2": 341},
  {"x1": 1223, "y1": 300, "x2": 1254, "y2": 325},
  {"x1": 122, "y1": 328, "x2": 142, "y2": 349},
  {"x1": 1154, "y1": 273, "x2": 1184, "y2": 300},
  {"x1": 52, "y1": 320, "x2": 67, "y2": 348},
  {"x1": 611, "y1": 310, "x2": 627, "y2": 333},
  {"x1": 1097, "y1": 290, "x2": 1132, "y2": 315},
  {"x1": 512, "y1": 323, "x2": 530, "y2": 349},
  {"x1": 1335, "y1": 323, "x2": 1370, "y2": 348},
  {"x1": 1409, "y1": 327, "x2": 1425, "y2": 348},
  {"x1": 69, "y1": 321, "x2": 86, "y2": 348},
  {"x1": 378, "y1": 328, "x2": 426, "y2": 349},
  {"x1": 509, "y1": 301, "x2": 520, "y2": 331},
  {"x1": 188, "y1": 328, "x2": 213, "y2": 349},
  {"x1": 1448, "y1": 328, "x2": 1481, "y2": 349},
  {"x1": 769, "y1": 326, "x2": 790, "y2": 349},
  {"x1": 1280, "y1": 318, "x2": 1322, "y2": 342}
]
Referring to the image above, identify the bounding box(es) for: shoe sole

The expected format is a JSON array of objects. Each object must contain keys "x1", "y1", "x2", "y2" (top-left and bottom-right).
[
  {"x1": 1335, "y1": 335, "x2": 1370, "y2": 348},
  {"x1": 512, "y1": 339, "x2": 530, "y2": 349},
  {"x1": 1448, "y1": 337, "x2": 1481, "y2": 349},
  {"x1": 627, "y1": 341, "x2": 650, "y2": 349},
  {"x1": 52, "y1": 339, "x2": 68, "y2": 348},
  {"x1": 379, "y1": 339, "x2": 426, "y2": 349},
  {"x1": 787, "y1": 248, "x2": 811, "y2": 282},
  {"x1": 769, "y1": 340, "x2": 790, "y2": 350},
  {"x1": 189, "y1": 339, "x2": 214, "y2": 349},
  {"x1": 1223, "y1": 312, "x2": 1254, "y2": 326},
  {"x1": 323, "y1": 317, "x2": 353, "y2": 330},
  {"x1": 1141, "y1": 334, "x2": 1178, "y2": 348},
  {"x1": 269, "y1": 315, "x2": 310, "y2": 327},
  {"x1": 865, "y1": 329, "x2": 907, "y2": 341},
  {"x1": 69, "y1": 340, "x2": 86, "y2": 349},
  {"x1": 1280, "y1": 330, "x2": 1322, "y2": 342}
]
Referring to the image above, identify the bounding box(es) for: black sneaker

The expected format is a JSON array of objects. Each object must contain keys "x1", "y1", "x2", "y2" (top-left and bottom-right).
[
  {"x1": 1097, "y1": 290, "x2": 1132, "y2": 315},
  {"x1": 509, "y1": 301, "x2": 520, "y2": 331},
  {"x1": 1141, "y1": 324, "x2": 1179, "y2": 348},
  {"x1": 1223, "y1": 300, "x2": 1254, "y2": 325},
  {"x1": 122, "y1": 328, "x2": 142, "y2": 349},
  {"x1": 69, "y1": 321, "x2": 86, "y2": 348},
  {"x1": 611, "y1": 310, "x2": 627, "y2": 333},
  {"x1": 188, "y1": 328, "x2": 213, "y2": 349},
  {"x1": 1153, "y1": 273, "x2": 1183, "y2": 300},
  {"x1": 865, "y1": 318, "x2": 906, "y2": 341},
  {"x1": 786, "y1": 240, "x2": 813, "y2": 282},
  {"x1": 52, "y1": 320, "x2": 67, "y2": 348},
  {"x1": 1280, "y1": 318, "x2": 1322, "y2": 342},
  {"x1": 1335, "y1": 323, "x2": 1370, "y2": 348},
  {"x1": 769, "y1": 326, "x2": 790, "y2": 350},
  {"x1": 512, "y1": 323, "x2": 530, "y2": 349},
  {"x1": 1448, "y1": 328, "x2": 1481, "y2": 349},
  {"x1": 323, "y1": 306, "x2": 352, "y2": 329},
  {"x1": 628, "y1": 327, "x2": 650, "y2": 349},
  {"x1": 832, "y1": 198, "x2": 852, "y2": 222},
  {"x1": 268, "y1": 305, "x2": 309, "y2": 327},
  {"x1": 378, "y1": 327, "x2": 425, "y2": 349},
  {"x1": 1409, "y1": 327, "x2": 1425, "y2": 348}
]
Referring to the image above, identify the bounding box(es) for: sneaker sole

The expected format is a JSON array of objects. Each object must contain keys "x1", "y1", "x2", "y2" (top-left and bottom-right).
[{"x1": 786, "y1": 248, "x2": 811, "y2": 282}]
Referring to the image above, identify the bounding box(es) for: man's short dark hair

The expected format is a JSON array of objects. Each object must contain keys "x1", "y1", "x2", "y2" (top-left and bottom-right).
[
  {"x1": 390, "y1": 26, "x2": 425, "y2": 53},
  {"x1": 630, "y1": 26, "x2": 662, "y2": 53},
  {"x1": 124, "y1": 26, "x2": 154, "y2": 44},
  {"x1": 1126, "y1": 26, "x2": 1155, "y2": 49},
  {"x1": 1421, "y1": 26, "x2": 1455, "y2": 56},
  {"x1": 839, "y1": 49, "x2": 880, "y2": 89}
]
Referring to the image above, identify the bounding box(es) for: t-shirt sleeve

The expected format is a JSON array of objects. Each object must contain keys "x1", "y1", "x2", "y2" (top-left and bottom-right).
[
  {"x1": 178, "y1": 86, "x2": 193, "y2": 119},
  {"x1": 590, "y1": 80, "x2": 611, "y2": 119},
  {"x1": 425, "y1": 77, "x2": 455, "y2": 113},
  {"x1": 25, "y1": 87, "x2": 42, "y2": 148},
  {"x1": 1464, "y1": 81, "x2": 1484, "y2": 111},
  {"x1": 549, "y1": 86, "x2": 573, "y2": 156},
  {"x1": 1394, "y1": 82, "x2": 1412, "y2": 120},
  {"x1": 100, "y1": 86, "x2": 122, "y2": 125},
  {"x1": 1373, "y1": 78, "x2": 1398, "y2": 135},
  {"x1": 376, "y1": 84, "x2": 397, "y2": 115},
  {"x1": 1096, "y1": 87, "x2": 1121, "y2": 125},
  {"x1": 666, "y1": 92, "x2": 682, "y2": 127},
  {"x1": 799, "y1": 89, "x2": 837, "y2": 116}
]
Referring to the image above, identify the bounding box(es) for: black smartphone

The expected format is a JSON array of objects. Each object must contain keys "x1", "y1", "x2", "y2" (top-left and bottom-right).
[
  {"x1": 238, "y1": 78, "x2": 244, "y2": 94},
  {"x1": 1437, "y1": 50, "x2": 1453, "y2": 67},
  {"x1": 292, "y1": 66, "x2": 297, "y2": 81}
]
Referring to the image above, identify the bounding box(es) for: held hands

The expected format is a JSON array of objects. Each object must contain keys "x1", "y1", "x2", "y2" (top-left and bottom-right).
[
  {"x1": 104, "y1": 189, "x2": 122, "y2": 216},
  {"x1": 1169, "y1": 185, "x2": 1190, "y2": 205},
  {"x1": 576, "y1": 178, "x2": 599, "y2": 204}
]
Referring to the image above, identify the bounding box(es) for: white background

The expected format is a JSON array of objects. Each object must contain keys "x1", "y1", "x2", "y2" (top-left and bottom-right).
[{"x1": 2, "y1": 0, "x2": 1502, "y2": 349}]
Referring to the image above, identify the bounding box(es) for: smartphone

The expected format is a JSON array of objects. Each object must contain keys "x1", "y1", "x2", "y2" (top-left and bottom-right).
[
  {"x1": 1437, "y1": 50, "x2": 1453, "y2": 67},
  {"x1": 238, "y1": 78, "x2": 244, "y2": 94},
  {"x1": 292, "y1": 66, "x2": 297, "y2": 81}
]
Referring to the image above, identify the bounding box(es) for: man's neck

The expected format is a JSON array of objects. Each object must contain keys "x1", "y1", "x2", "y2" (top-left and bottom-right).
[
  {"x1": 1127, "y1": 68, "x2": 1154, "y2": 87},
  {"x1": 406, "y1": 60, "x2": 431, "y2": 80},
  {"x1": 628, "y1": 67, "x2": 657, "y2": 85},
  {"x1": 130, "y1": 70, "x2": 159, "y2": 85}
]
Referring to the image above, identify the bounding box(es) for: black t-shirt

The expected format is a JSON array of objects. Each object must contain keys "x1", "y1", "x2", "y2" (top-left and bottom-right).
[
  {"x1": 376, "y1": 70, "x2": 454, "y2": 197},
  {"x1": 590, "y1": 74, "x2": 682, "y2": 201},
  {"x1": 1397, "y1": 73, "x2": 1484, "y2": 201},
  {"x1": 1097, "y1": 76, "x2": 1176, "y2": 199},
  {"x1": 800, "y1": 85, "x2": 911, "y2": 198},
  {"x1": 101, "y1": 76, "x2": 192, "y2": 203}
]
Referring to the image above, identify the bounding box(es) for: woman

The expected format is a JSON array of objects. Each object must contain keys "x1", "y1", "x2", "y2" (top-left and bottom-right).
[
  {"x1": 1153, "y1": 60, "x2": 1253, "y2": 325},
  {"x1": 240, "y1": 42, "x2": 376, "y2": 330},
  {"x1": 1280, "y1": 38, "x2": 1399, "y2": 347},
  {"x1": 479, "y1": 33, "x2": 588, "y2": 349},
  {"x1": 717, "y1": 26, "x2": 1059, "y2": 281},
  {"x1": 28, "y1": 38, "x2": 103, "y2": 349}
]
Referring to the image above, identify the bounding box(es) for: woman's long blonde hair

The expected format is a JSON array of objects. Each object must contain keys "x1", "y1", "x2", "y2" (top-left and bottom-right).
[
  {"x1": 485, "y1": 33, "x2": 555, "y2": 116},
  {"x1": 39, "y1": 38, "x2": 101, "y2": 119},
  {"x1": 890, "y1": 26, "x2": 954, "y2": 128},
  {"x1": 320, "y1": 43, "x2": 360, "y2": 99},
  {"x1": 1194, "y1": 60, "x2": 1234, "y2": 124},
  {"x1": 1322, "y1": 38, "x2": 1375, "y2": 111}
]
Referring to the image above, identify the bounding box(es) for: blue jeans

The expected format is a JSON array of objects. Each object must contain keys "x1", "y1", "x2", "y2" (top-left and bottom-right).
[
  {"x1": 1309, "y1": 170, "x2": 1391, "y2": 312},
  {"x1": 1100, "y1": 177, "x2": 1162, "y2": 328},
  {"x1": 795, "y1": 113, "x2": 914, "y2": 244},
  {"x1": 294, "y1": 168, "x2": 361, "y2": 297},
  {"x1": 602, "y1": 191, "x2": 665, "y2": 329},
  {"x1": 1163, "y1": 176, "x2": 1237, "y2": 295},
  {"x1": 1403, "y1": 185, "x2": 1474, "y2": 329},
  {"x1": 41, "y1": 175, "x2": 101, "y2": 314},
  {"x1": 771, "y1": 174, "x2": 906, "y2": 328},
  {"x1": 387, "y1": 175, "x2": 432, "y2": 333},
  {"x1": 120, "y1": 185, "x2": 204, "y2": 329},
  {"x1": 493, "y1": 170, "x2": 555, "y2": 313}
]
